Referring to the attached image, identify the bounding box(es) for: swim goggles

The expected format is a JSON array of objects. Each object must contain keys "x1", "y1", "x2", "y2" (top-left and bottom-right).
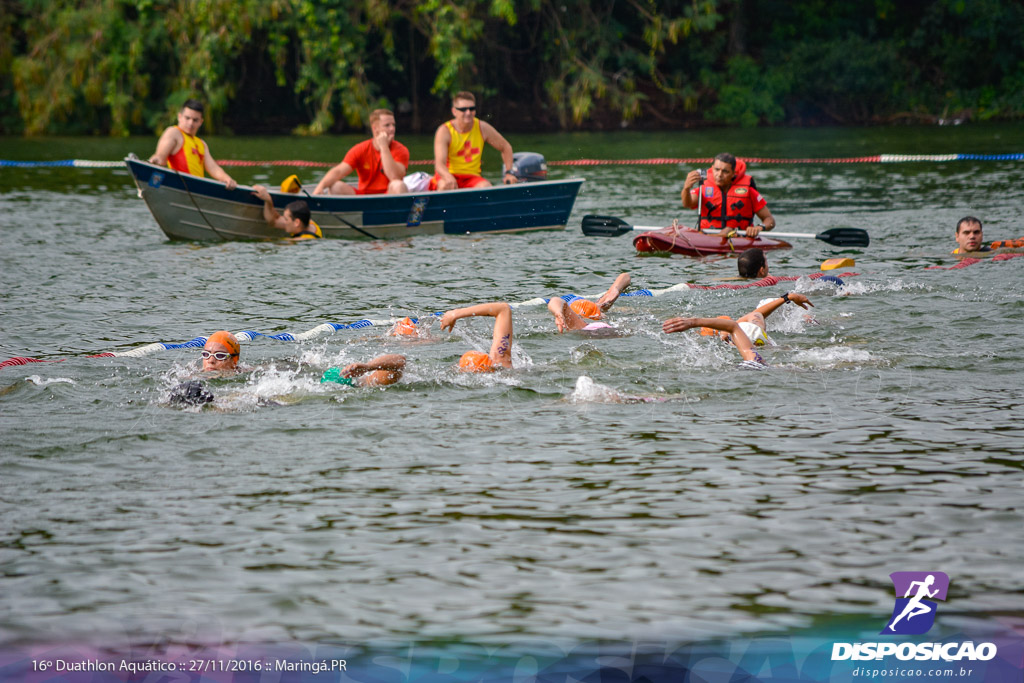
[{"x1": 201, "y1": 350, "x2": 236, "y2": 361}]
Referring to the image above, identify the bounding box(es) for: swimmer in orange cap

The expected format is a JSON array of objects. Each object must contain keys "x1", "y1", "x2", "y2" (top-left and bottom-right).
[
  {"x1": 547, "y1": 272, "x2": 631, "y2": 333},
  {"x1": 321, "y1": 354, "x2": 406, "y2": 387},
  {"x1": 663, "y1": 292, "x2": 813, "y2": 368},
  {"x1": 440, "y1": 302, "x2": 514, "y2": 371},
  {"x1": 202, "y1": 330, "x2": 241, "y2": 373},
  {"x1": 388, "y1": 317, "x2": 420, "y2": 337}
]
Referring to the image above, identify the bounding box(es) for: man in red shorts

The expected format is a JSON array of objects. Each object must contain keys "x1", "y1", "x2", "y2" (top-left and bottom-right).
[
  {"x1": 312, "y1": 109, "x2": 409, "y2": 195},
  {"x1": 430, "y1": 91, "x2": 517, "y2": 191}
]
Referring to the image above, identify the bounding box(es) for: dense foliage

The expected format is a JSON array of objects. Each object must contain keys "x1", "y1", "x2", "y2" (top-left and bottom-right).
[{"x1": 4, "y1": 0, "x2": 1023, "y2": 135}]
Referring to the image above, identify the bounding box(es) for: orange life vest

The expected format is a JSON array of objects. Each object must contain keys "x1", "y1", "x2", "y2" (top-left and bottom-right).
[{"x1": 698, "y1": 160, "x2": 758, "y2": 231}]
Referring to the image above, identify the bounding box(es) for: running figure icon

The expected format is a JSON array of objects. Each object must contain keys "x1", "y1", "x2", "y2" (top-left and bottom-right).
[{"x1": 887, "y1": 574, "x2": 939, "y2": 632}]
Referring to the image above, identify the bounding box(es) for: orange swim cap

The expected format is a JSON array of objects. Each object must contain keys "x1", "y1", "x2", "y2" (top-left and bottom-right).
[
  {"x1": 700, "y1": 316, "x2": 732, "y2": 336},
  {"x1": 569, "y1": 299, "x2": 602, "y2": 320},
  {"x1": 389, "y1": 317, "x2": 418, "y2": 337},
  {"x1": 205, "y1": 330, "x2": 240, "y2": 355},
  {"x1": 459, "y1": 350, "x2": 494, "y2": 372}
]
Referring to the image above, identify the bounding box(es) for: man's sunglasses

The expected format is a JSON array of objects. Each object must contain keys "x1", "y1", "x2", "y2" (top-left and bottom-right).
[
  {"x1": 201, "y1": 350, "x2": 236, "y2": 361},
  {"x1": 454, "y1": 106, "x2": 476, "y2": 112}
]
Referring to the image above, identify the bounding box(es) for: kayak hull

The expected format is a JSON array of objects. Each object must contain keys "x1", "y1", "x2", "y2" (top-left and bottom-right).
[{"x1": 633, "y1": 226, "x2": 791, "y2": 257}]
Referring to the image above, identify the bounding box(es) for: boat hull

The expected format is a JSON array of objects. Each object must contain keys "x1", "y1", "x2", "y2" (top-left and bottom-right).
[
  {"x1": 633, "y1": 226, "x2": 791, "y2": 257},
  {"x1": 125, "y1": 157, "x2": 584, "y2": 241}
]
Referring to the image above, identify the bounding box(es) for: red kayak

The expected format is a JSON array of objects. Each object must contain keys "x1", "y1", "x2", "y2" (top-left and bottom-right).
[{"x1": 633, "y1": 225, "x2": 791, "y2": 257}]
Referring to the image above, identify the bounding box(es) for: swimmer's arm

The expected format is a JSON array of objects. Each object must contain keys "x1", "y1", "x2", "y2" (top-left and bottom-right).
[
  {"x1": 662, "y1": 316, "x2": 757, "y2": 361},
  {"x1": 439, "y1": 302, "x2": 510, "y2": 332},
  {"x1": 597, "y1": 272, "x2": 631, "y2": 311},
  {"x1": 342, "y1": 354, "x2": 406, "y2": 378},
  {"x1": 547, "y1": 298, "x2": 569, "y2": 333},
  {"x1": 251, "y1": 185, "x2": 288, "y2": 230},
  {"x1": 755, "y1": 292, "x2": 813, "y2": 320}
]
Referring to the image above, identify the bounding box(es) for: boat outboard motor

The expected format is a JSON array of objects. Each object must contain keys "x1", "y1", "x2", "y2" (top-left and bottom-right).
[{"x1": 504, "y1": 152, "x2": 548, "y2": 182}]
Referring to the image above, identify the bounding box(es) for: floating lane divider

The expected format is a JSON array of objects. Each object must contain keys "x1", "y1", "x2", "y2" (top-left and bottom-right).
[
  {"x1": 1, "y1": 272, "x2": 857, "y2": 368},
  {"x1": 4, "y1": 154, "x2": 1024, "y2": 169}
]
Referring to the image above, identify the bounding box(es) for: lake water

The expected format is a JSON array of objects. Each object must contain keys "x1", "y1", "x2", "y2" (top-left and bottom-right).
[{"x1": 1, "y1": 126, "x2": 1022, "y2": 678}]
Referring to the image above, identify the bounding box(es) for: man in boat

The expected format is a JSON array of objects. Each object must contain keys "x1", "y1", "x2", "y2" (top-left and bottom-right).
[
  {"x1": 662, "y1": 292, "x2": 813, "y2": 369},
  {"x1": 429, "y1": 91, "x2": 517, "y2": 191},
  {"x1": 737, "y1": 248, "x2": 769, "y2": 279},
  {"x1": 149, "y1": 99, "x2": 237, "y2": 190},
  {"x1": 321, "y1": 354, "x2": 406, "y2": 387},
  {"x1": 547, "y1": 273, "x2": 631, "y2": 333},
  {"x1": 251, "y1": 186, "x2": 322, "y2": 239},
  {"x1": 312, "y1": 109, "x2": 410, "y2": 195},
  {"x1": 440, "y1": 302, "x2": 514, "y2": 372},
  {"x1": 681, "y1": 153, "x2": 776, "y2": 238}
]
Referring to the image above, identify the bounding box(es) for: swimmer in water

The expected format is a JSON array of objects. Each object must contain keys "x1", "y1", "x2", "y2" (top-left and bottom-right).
[
  {"x1": 169, "y1": 330, "x2": 241, "y2": 405},
  {"x1": 547, "y1": 273, "x2": 631, "y2": 333},
  {"x1": 662, "y1": 292, "x2": 813, "y2": 367},
  {"x1": 321, "y1": 354, "x2": 406, "y2": 387},
  {"x1": 439, "y1": 302, "x2": 513, "y2": 372}
]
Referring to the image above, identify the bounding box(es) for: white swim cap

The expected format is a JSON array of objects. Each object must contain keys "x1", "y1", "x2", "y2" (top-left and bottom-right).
[{"x1": 738, "y1": 321, "x2": 775, "y2": 347}]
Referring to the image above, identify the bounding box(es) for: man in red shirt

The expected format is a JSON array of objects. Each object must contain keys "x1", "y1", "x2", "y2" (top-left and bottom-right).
[{"x1": 312, "y1": 109, "x2": 410, "y2": 195}]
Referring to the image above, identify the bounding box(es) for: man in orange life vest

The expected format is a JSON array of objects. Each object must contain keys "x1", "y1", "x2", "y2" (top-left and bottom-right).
[
  {"x1": 149, "y1": 99, "x2": 237, "y2": 190},
  {"x1": 430, "y1": 91, "x2": 517, "y2": 191},
  {"x1": 312, "y1": 109, "x2": 410, "y2": 195},
  {"x1": 681, "y1": 152, "x2": 776, "y2": 238}
]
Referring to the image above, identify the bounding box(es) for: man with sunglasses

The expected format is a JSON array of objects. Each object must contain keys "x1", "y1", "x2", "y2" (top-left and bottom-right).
[{"x1": 430, "y1": 91, "x2": 516, "y2": 191}]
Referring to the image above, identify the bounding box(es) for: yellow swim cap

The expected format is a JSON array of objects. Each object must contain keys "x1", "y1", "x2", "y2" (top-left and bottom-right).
[
  {"x1": 459, "y1": 350, "x2": 494, "y2": 373},
  {"x1": 569, "y1": 299, "x2": 601, "y2": 320}
]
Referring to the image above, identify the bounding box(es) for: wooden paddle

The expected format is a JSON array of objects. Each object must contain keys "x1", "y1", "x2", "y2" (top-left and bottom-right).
[{"x1": 581, "y1": 215, "x2": 869, "y2": 247}]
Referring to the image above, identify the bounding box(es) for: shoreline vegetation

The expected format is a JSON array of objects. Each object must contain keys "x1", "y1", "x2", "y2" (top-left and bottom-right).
[{"x1": 3, "y1": 0, "x2": 1023, "y2": 137}]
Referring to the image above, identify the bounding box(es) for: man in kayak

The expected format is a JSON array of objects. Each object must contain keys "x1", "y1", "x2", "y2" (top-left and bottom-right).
[
  {"x1": 547, "y1": 273, "x2": 631, "y2": 333},
  {"x1": 662, "y1": 292, "x2": 813, "y2": 368},
  {"x1": 681, "y1": 153, "x2": 776, "y2": 238},
  {"x1": 149, "y1": 99, "x2": 237, "y2": 190},
  {"x1": 440, "y1": 302, "x2": 514, "y2": 372},
  {"x1": 430, "y1": 92, "x2": 517, "y2": 191},
  {"x1": 251, "y1": 186, "x2": 322, "y2": 239},
  {"x1": 321, "y1": 354, "x2": 406, "y2": 387},
  {"x1": 952, "y1": 216, "x2": 989, "y2": 254},
  {"x1": 312, "y1": 109, "x2": 410, "y2": 195},
  {"x1": 737, "y1": 248, "x2": 769, "y2": 279}
]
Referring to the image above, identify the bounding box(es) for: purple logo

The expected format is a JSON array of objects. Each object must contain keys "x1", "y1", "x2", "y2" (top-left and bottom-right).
[{"x1": 882, "y1": 572, "x2": 949, "y2": 635}]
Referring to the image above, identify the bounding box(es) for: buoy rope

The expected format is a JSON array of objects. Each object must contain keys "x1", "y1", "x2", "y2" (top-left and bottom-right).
[
  {"x1": 2, "y1": 273, "x2": 856, "y2": 366},
  {"x1": 4, "y1": 153, "x2": 1024, "y2": 169}
]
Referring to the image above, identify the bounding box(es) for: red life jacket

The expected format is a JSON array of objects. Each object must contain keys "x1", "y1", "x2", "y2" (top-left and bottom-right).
[{"x1": 698, "y1": 159, "x2": 758, "y2": 231}]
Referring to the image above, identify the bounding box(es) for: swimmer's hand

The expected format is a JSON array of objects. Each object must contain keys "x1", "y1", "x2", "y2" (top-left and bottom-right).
[
  {"x1": 341, "y1": 362, "x2": 370, "y2": 378},
  {"x1": 251, "y1": 184, "x2": 272, "y2": 202},
  {"x1": 787, "y1": 293, "x2": 814, "y2": 309},
  {"x1": 439, "y1": 309, "x2": 461, "y2": 332},
  {"x1": 662, "y1": 317, "x2": 700, "y2": 334}
]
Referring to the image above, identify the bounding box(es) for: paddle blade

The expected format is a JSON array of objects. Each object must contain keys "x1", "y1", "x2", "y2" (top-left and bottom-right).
[
  {"x1": 816, "y1": 228, "x2": 870, "y2": 247},
  {"x1": 582, "y1": 214, "x2": 632, "y2": 237}
]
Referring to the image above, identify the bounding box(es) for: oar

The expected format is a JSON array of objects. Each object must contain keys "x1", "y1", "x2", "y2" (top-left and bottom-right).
[{"x1": 581, "y1": 215, "x2": 869, "y2": 247}]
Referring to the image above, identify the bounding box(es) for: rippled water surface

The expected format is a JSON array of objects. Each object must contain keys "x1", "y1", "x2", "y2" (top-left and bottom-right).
[{"x1": 1, "y1": 127, "x2": 1022, "y2": 650}]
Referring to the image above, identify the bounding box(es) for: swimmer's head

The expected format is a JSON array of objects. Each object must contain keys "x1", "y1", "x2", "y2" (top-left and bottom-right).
[
  {"x1": 569, "y1": 299, "x2": 602, "y2": 320},
  {"x1": 459, "y1": 350, "x2": 494, "y2": 373},
  {"x1": 389, "y1": 316, "x2": 418, "y2": 337},
  {"x1": 202, "y1": 330, "x2": 240, "y2": 371}
]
